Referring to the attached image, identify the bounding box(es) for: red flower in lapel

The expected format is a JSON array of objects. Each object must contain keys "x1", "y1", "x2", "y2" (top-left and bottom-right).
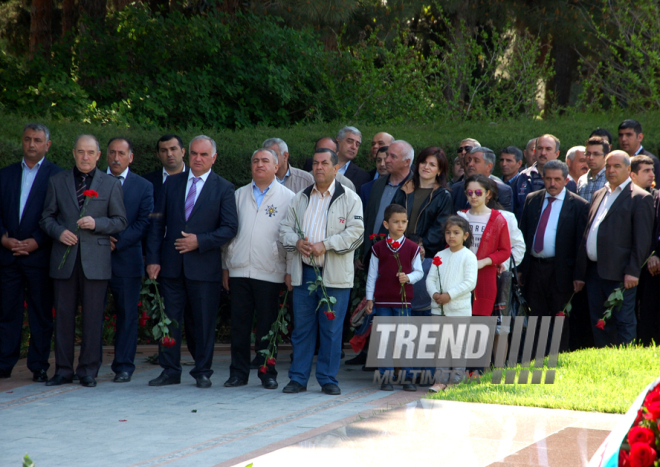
[{"x1": 82, "y1": 190, "x2": 98, "y2": 198}]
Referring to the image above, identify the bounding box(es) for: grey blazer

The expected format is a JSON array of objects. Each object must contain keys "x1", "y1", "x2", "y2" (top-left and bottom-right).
[{"x1": 40, "y1": 169, "x2": 128, "y2": 280}]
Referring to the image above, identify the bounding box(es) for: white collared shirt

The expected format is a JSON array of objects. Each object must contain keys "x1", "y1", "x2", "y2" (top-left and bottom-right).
[
  {"x1": 532, "y1": 188, "x2": 566, "y2": 258},
  {"x1": 106, "y1": 166, "x2": 129, "y2": 185},
  {"x1": 586, "y1": 178, "x2": 632, "y2": 261},
  {"x1": 302, "y1": 179, "x2": 336, "y2": 268},
  {"x1": 19, "y1": 157, "x2": 44, "y2": 222},
  {"x1": 185, "y1": 168, "x2": 212, "y2": 205},
  {"x1": 163, "y1": 164, "x2": 186, "y2": 184},
  {"x1": 338, "y1": 160, "x2": 350, "y2": 175}
]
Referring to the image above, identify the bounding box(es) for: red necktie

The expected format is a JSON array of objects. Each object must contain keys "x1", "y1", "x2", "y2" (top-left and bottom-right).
[{"x1": 533, "y1": 197, "x2": 556, "y2": 253}]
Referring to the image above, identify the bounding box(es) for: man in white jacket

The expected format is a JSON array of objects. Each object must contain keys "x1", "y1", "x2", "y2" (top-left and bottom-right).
[{"x1": 222, "y1": 148, "x2": 295, "y2": 390}]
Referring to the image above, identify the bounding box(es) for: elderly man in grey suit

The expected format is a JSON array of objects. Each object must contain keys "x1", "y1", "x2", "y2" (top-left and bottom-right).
[{"x1": 40, "y1": 135, "x2": 127, "y2": 387}]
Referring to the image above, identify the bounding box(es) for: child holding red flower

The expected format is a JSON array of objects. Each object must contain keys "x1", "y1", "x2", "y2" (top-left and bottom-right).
[{"x1": 365, "y1": 204, "x2": 423, "y2": 392}]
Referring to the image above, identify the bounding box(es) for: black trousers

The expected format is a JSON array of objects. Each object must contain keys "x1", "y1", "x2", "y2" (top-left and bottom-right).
[
  {"x1": 524, "y1": 259, "x2": 571, "y2": 353},
  {"x1": 53, "y1": 255, "x2": 108, "y2": 379},
  {"x1": 108, "y1": 274, "x2": 141, "y2": 375},
  {"x1": 637, "y1": 266, "x2": 660, "y2": 346},
  {"x1": 0, "y1": 262, "x2": 53, "y2": 374},
  {"x1": 229, "y1": 277, "x2": 281, "y2": 382},
  {"x1": 158, "y1": 276, "x2": 221, "y2": 379}
]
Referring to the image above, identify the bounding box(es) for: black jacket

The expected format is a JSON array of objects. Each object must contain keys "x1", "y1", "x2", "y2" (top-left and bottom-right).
[{"x1": 392, "y1": 180, "x2": 453, "y2": 257}]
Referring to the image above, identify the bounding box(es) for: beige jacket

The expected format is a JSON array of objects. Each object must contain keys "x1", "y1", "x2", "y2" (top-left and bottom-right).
[
  {"x1": 222, "y1": 180, "x2": 295, "y2": 283},
  {"x1": 283, "y1": 166, "x2": 314, "y2": 194},
  {"x1": 280, "y1": 181, "x2": 364, "y2": 288}
]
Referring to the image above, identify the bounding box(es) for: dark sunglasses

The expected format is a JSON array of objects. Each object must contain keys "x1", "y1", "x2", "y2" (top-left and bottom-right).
[
  {"x1": 466, "y1": 189, "x2": 484, "y2": 197},
  {"x1": 457, "y1": 146, "x2": 473, "y2": 154}
]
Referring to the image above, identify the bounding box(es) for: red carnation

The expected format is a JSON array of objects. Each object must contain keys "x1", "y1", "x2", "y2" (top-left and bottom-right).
[
  {"x1": 139, "y1": 318, "x2": 146, "y2": 327},
  {"x1": 369, "y1": 234, "x2": 377, "y2": 240},
  {"x1": 644, "y1": 401, "x2": 660, "y2": 421},
  {"x1": 137, "y1": 301, "x2": 142, "y2": 307},
  {"x1": 556, "y1": 312, "x2": 565, "y2": 317},
  {"x1": 258, "y1": 365, "x2": 267, "y2": 374},
  {"x1": 161, "y1": 336, "x2": 176, "y2": 348},
  {"x1": 267, "y1": 357, "x2": 276, "y2": 366},
  {"x1": 325, "y1": 311, "x2": 336, "y2": 321},
  {"x1": 634, "y1": 409, "x2": 644, "y2": 426},
  {"x1": 82, "y1": 190, "x2": 99, "y2": 198},
  {"x1": 386, "y1": 238, "x2": 393, "y2": 244},
  {"x1": 432, "y1": 257, "x2": 442, "y2": 266},
  {"x1": 379, "y1": 233, "x2": 386, "y2": 237},
  {"x1": 629, "y1": 426, "x2": 656, "y2": 447},
  {"x1": 620, "y1": 449, "x2": 630, "y2": 467},
  {"x1": 596, "y1": 319, "x2": 606, "y2": 330},
  {"x1": 391, "y1": 241, "x2": 400, "y2": 249},
  {"x1": 629, "y1": 443, "x2": 657, "y2": 467}
]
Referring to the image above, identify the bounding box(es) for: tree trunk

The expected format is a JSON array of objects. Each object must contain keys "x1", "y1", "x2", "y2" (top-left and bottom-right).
[
  {"x1": 62, "y1": 0, "x2": 76, "y2": 36},
  {"x1": 547, "y1": 37, "x2": 579, "y2": 111},
  {"x1": 116, "y1": 0, "x2": 132, "y2": 11},
  {"x1": 29, "y1": 0, "x2": 53, "y2": 58}
]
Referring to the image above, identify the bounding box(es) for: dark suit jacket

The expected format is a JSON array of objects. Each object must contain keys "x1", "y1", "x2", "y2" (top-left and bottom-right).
[
  {"x1": 40, "y1": 169, "x2": 128, "y2": 280},
  {"x1": 0, "y1": 159, "x2": 63, "y2": 268},
  {"x1": 111, "y1": 171, "x2": 154, "y2": 278},
  {"x1": 519, "y1": 189, "x2": 588, "y2": 293},
  {"x1": 344, "y1": 162, "x2": 371, "y2": 194},
  {"x1": 451, "y1": 177, "x2": 513, "y2": 213},
  {"x1": 576, "y1": 181, "x2": 654, "y2": 282},
  {"x1": 145, "y1": 170, "x2": 238, "y2": 282},
  {"x1": 142, "y1": 169, "x2": 163, "y2": 204}
]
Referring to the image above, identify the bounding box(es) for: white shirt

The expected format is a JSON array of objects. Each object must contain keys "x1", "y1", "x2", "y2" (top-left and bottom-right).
[
  {"x1": 532, "y1": 188, "x2": 566, "y2": 258},
  {"x1": 19, "y1": 158, "x2": 44, "y2": 222},
  {"x1": 185, "y1": 168, "x2": 212, "y2": 205},
  {"x1": 162, "y1": 164, "x2": 185, "y2": 184},
  {"x1": 106, "y1": 166, "x2": 129, "y2": 185},
  {"x1": 586, "y1": 178, "x2": 632, "y2": 261},
  {"x1": 365, "y1": 235, "x2": 424, "y2": 301}
]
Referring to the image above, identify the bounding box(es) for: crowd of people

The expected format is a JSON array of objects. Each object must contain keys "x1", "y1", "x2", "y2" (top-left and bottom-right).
[{"x1": 0, "y1": 119, "x2": 657, "y2": 395}]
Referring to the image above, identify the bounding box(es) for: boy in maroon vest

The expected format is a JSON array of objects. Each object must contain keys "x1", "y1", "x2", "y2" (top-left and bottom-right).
[{"x1": 365, "y1": 204, "x2": 423, "y2": 391}]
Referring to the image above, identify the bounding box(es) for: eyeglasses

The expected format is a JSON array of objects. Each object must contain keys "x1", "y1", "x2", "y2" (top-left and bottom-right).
[
  {"x1": 466, "y1": 189, "x2": 484, "y2": 198},
  {"x1": 585, "y1": 152, "x2": 605, "y2": 157},
  {"x1": 457, "y1": 146, "x2": 473, "y2": 154}
]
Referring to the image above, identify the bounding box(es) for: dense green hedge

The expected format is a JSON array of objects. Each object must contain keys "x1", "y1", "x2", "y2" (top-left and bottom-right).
[{"x1": 3, "y1": 111, "x2": 660, "y2": 187}]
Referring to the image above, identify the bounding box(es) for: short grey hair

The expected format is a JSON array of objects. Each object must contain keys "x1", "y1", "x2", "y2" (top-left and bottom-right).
[
  {"x1": 23, "y1": 123, "x2": 50, "y2": 141},
  {"x1": 337, "y1": 126, "x2": 362, "y2": 142},
  {"x1": 542, "y1": 160, "x2": 569, "y2": 178},
  {"x1": 73, "y1": 134, "x2": 100, "y2": 152},
  {"x1": 252, "y1": 148, "x2": 278, "y2": 165},
  {"x1": 470, "y1": 146, "x2": 496, "y2": 166},
  {"x1": 566, "y1": 145, "x2": 585, "y2": 161},
  {"x1": 189, "y1": 135, "x2": 217, "y2": 155},
  {"x1": 526, "y1": 138, "x2": 536, "y2": 150},
  {"x1": 392, "y1": 140, "x2": 414, "y2": 166},
  {"x1": 262, "y1": 138, "x2": 288, "y2": 155},
  {"x1": 461, "y1": 138, "x2": 480, "y2": 147}
]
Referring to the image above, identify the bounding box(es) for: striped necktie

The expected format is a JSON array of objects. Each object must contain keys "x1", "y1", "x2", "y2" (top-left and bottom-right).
[
  {"x1": 185, "y1": 177, "x2": 200, "y2": 221},
  {"x1": 77, "y1": 173, "x2": 88, "y2": 209}
]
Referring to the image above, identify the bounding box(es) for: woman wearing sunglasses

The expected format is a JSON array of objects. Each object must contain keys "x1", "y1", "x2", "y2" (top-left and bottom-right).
[
  {"x1": 391, "y1": 147, "x2": 453, "y2": 258},
  {"x1": 457, "y1": 174, "x2": 511, "y2": 316}
]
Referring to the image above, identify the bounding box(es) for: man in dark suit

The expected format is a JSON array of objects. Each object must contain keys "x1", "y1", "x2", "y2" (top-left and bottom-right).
[
  {"x1": 105, "y1": 137, "x2": 154, "y2": 382},
  {"x1": 618, "y1": 119, "x2": 660, "y2": 183},
  {"x1": 142, "y1": 134, "x2": 197, "y2": 359},
  {"x1": 451, "y1": 146, "x2": 514, "y2": 212},
  {"x1": 146, "y1": 135, "x2": 238, "y2": 388},
  {"x1": 575, "y1": 151, "x2": 654, "y2": 347},
  {"x1": 519, "y1": 160, "x2": 588, "y2": 352},
  {"x1": 0, "y1": 123, "x2": 63, "y2": 381},
  {"x1": 40, "y1": 134, "x2": 128, "y2": 387},
  {"x1": 336, "y1": 126, "x2": 371, "y2": 194}
]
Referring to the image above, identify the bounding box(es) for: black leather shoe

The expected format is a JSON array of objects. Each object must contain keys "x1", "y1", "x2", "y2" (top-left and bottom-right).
[
  {"x1": 148, "y1": 373, "x2": 181, "y2": 386},
  {"x1": 45, "y1": 374, "x2": 72, "y2": 386},
  {"x1": 80, "y1": 376, "x2": 97, "y2": 387},
  {"x1": 345, "y1": 353, "x2": 367, "y2": 365},
  {"x1": 261, "y1": 377, "x2": 278, "y2": 390},
  {"x1": 32, "y1": 369, "x2": 48, "y2": 383},
  {"x1": 321, "y1": 383, "x2": 341, "y2": 395},
  {"x1": 195, "y1": 375, "x2": 212, "y2": 388},
  {"x1": 282, "y1": 380, "x2": 306, "y2": 393},
  {"x1": 380, "y1": 383, "x2": 394, "y2": 391},
  {"x1": 0, "y1": 369, "x2": 11, "y2": 378},
  {"x1": 113, "y1": 372, "x2": 131, "y2": 383},
  {"x1": 402, "y1": 382, "x2": 417, "y2": 392},
  {"x1": 223, "y1": 376, "x2": 247, "y2": 387},
  {"x1": 72, "y1": 374, "x2": 79, "y2": 382}
]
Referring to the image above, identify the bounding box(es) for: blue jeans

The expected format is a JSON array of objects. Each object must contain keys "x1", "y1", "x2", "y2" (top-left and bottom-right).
[
  {"x1": 586, "y1": 262, "x2": 637, "y2": 347},
  {"x1": 374, "y1": 306, "x2": 412, "y2": 381},
  {"x1": 290, "y1": 265, "x2": 350, "y2": 387}
]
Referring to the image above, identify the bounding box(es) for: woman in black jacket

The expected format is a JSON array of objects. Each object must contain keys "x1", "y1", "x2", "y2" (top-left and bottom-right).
[{"x1": 392, "y1": 146, "x2": 453, "y2": 258}]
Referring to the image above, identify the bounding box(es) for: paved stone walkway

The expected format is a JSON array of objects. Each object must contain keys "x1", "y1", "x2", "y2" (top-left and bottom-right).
[{"x1": 1, "y1": 345, "x2": 623, "y2": 467}]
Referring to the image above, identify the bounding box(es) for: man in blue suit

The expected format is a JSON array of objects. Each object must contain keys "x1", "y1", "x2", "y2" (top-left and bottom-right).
[
  {"x1": 0, "y1": 123, "x2": 63, "y2": 381},
  {"x1": 106, "y1": 137, "x2": 154, "y2": 383},
  {"x1": 146, "y1": 135, "x2": 238, "y2": 388}
]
